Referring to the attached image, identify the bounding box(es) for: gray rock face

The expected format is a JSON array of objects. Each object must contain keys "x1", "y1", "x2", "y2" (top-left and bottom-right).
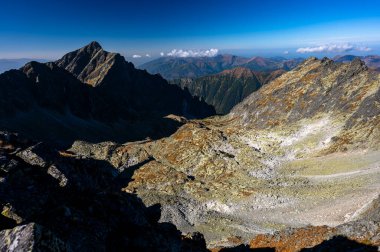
[
  {"x1": 0, "y1": 223, "x2": 67, "y2": 252},
  {"x1": 16, "y1": 144, "x2": 48, "y2": 167}
]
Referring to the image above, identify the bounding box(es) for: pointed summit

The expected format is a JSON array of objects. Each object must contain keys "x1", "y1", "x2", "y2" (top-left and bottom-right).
[
  {"x1": 82, "y1": 41, "x2": 103, "y2": 53},
  {"x1": 88, "y1": 41, "x2": 101, "y2": 48},
  {"x1": 56, "y1": 41, "x2": 117, "y2": 86}
]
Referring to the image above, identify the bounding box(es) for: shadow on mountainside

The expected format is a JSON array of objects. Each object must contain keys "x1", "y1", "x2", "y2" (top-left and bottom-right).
[
  {"x1": 0, "y1": 108, "x2": 186, "y2": 148},
  {"x1": 0, "y1": 133, "x2": 208, "y2": 251},
  {"x1": 0, "y1": 44, "x2": 216, "y2": 147}
]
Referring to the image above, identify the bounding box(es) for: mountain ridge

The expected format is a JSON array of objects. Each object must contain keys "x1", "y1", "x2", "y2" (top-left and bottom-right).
[{"x1": 0, "y1": 42, "x2": 215, "y2": 143}]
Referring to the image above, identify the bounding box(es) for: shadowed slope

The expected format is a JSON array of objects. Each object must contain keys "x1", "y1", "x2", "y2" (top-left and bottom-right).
[{"x1": 0, "y1": 42, "x2": 215, "y2": 144}]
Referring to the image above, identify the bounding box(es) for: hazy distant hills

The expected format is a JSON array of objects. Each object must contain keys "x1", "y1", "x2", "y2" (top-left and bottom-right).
[
  {"x1": 0, "y1": 59, "x2": 47, "y2": 73},
  {"x1": 174, "y1": 67, "x2": 285, "y2": 114},
  {"x1": 139, "y1": 55, "x2": 304, "y2": 80},
  {"x1": 140, "y1": 55, "x2": 304, "y2": 114},
  {"x1": 241, "y1": 56, "x2": 304, "y2": 72},
  {"x1": 333, "y1": 55, "x2": 380, "y2": 70},
  {"x1": 139, "y1": 54, "x2": 248, "y2": 80},
  {"x1": 0, "y1": 42, "x2": 215, "y2": 143}
]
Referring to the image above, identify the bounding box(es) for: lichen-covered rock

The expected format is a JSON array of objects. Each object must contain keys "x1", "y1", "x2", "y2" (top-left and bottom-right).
[{"x1": 0, "y1": 132, "x2": 209, "y2": 251}]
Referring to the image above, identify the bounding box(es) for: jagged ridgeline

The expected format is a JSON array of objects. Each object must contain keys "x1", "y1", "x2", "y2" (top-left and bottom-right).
[{"x1": 0, "y1": 42, "x2": 215, "y2": 144}]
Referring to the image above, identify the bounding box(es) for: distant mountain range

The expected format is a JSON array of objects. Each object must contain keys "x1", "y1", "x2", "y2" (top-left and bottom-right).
[
  {"x1": 333, "y1": 55, "x2": 380, "y2": 70},
  {"x1": 139, "y1": 55, "x2": 304, "y2": 80},
  {"x1": 173, "y1": 67, "x2": 285, "y2": 114},
  {"x1": 0, "y1": 59, "x2": 47, "y2": 74},
  {"x1": 0, "y1": 42, "x2": 215, "y2": 144}
]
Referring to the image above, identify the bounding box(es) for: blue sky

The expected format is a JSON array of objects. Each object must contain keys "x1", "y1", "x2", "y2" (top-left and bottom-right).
[{"x1": 0, "y1": 0, "x2": 380, "y2": 62}]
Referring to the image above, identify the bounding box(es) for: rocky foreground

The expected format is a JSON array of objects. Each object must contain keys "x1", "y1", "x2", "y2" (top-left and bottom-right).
[
  {"x1": 0, "y1": 132, "x2": 209, "y2": 251},
  {"x1": 1, "y1": 52, "x2": 380, "y2": 251}
]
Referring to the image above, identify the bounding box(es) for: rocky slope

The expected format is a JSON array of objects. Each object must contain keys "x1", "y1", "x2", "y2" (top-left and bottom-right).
[
  {"x1": 65, "y1": 57, "x2": 380, "y2": 249},
  {"x1": 173, "y1": 67, "x2": 286, "y2": 114},
  {"x1": 140, "y1": 55, "x2": 303, "y2": 80},
  {"x1": 0, "y1": 42, "x2": 215, "y2": 144}
]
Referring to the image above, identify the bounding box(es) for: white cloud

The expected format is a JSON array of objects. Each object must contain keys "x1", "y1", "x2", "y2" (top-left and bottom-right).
[
  {"x1": 167, "y1": 48, "x2": 219, "y2": 57},
  {"x1": 132, "y1": 55, "x2": 142, "y2": 58},
  {"x1": 283, "y1": 51, "x2": 289, "y2": 55},
  {"x1": 145, "y1": 54, "x2": 151, "y2": 57},
  {"x1": 357, "y1": 46, "x2": 372, "y2": 52},
  {"x1": 296, "y1": 43, "x2": 372, "y2": 54},
  {"x1": 160, "y1": 52, "x2": 164, "y2": 56}
]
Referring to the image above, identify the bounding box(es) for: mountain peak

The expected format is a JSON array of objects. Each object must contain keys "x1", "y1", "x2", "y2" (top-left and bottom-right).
[
  {"x1": 83, "y1": 41, "x2": 102, "y2": 52},
  {"x1": 56, "y1": 41, "x2": 118, "y2": 86}
]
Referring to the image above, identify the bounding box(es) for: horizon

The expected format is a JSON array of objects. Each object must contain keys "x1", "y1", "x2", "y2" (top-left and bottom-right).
[
  {"x1": 1, "y1": 0, "x2": 380, "y2": 65},
  {"x1": 0, "y1": 43, "x2": 378, "y2": 67}
]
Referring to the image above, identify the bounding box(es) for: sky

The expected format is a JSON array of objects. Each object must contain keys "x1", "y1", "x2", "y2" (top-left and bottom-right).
[{"x1": 0, "y1": 0, "x2": 380, "y2": 64}]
